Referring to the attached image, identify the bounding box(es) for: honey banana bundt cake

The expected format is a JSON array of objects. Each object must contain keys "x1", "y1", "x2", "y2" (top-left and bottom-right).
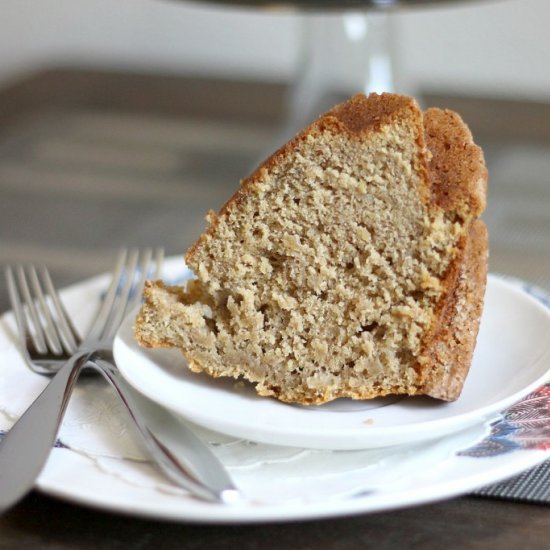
[{"x1": 134, "y1": 93, "x2": 488, "y2": 404}]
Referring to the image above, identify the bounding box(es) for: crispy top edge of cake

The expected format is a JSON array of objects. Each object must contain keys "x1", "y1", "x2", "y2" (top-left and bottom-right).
[
  {"x1": 185, "y1": 92, "x2": 487, "y2": 272},
  {"x1": 186, "y1": 92, "x2": 429, "y2": 264},
  {"x1": 424, "y1": 108, "x2": 488, "y2": 218}
]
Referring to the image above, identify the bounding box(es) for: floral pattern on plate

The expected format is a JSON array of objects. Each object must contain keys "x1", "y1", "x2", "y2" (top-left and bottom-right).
[
  {"x1": 459, "y1": 383, "x2": 550, "y2": 457},
  {"x1": 456, "y1": 276, "x2": 550, "y2": 459}
]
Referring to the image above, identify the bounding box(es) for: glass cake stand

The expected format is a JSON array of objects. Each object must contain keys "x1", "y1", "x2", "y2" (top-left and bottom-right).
[{"x1": 183, "y1": 1, "x2": 487, "y2": 139}]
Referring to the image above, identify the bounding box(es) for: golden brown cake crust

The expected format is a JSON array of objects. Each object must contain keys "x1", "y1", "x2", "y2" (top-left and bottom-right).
[
  {"x1": 419, "y1": 220, "x2": 488, "y2": 400},
  {"x1": 424, "y1": 108, "x2": 488, "y2": 219},
  {"x1": 322, "y1": 93, "x2": 422, "y2": 135},
  {"x1": 418, "y1": 107, "x2": 489, "y2": 400}
]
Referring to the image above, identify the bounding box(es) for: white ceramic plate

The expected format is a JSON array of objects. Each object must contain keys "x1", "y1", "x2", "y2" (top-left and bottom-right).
[
  {"x1": 114, "y1": 270, "x2": 550, "y2": 450},
  {"x1": 28, "y1": 421, "x2": 550, "y2": 523},
  {"x1": 1, "y1": 263, "x2": 549, "y2": 523}
]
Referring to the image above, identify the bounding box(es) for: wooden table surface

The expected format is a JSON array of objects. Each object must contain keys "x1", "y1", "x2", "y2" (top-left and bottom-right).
[{"x1": 0, "y1": 69, "x2": 549, "y2": 549}]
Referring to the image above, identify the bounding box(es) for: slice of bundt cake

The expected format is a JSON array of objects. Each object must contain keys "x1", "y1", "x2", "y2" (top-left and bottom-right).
[{"x1": 134, "y1": 93, "x2": 488, "y2": 405}]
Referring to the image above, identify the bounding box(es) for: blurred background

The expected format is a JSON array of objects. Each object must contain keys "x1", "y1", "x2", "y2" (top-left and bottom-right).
[
  {"x1": 1, "y1": 0, "x2": 550, "y2": 308},
  {"x1": 1, "y1": 0, "x2": 550, "y2": 100}
]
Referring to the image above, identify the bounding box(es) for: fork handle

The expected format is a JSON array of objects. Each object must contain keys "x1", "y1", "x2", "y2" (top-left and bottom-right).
[
  {"x1": 0, "y1": 354, "x2": 88, "y2": 513},
  {"x1": 88, "y1": 355, "x2": 240, "y2": 504}
]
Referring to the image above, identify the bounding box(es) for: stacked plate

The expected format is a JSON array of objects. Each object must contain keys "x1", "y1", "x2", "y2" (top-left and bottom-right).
[{"x1": 1, "y1": 257, "x2": 550, "y2": 522}]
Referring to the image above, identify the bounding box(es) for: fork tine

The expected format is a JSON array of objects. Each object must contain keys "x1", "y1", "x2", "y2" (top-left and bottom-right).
[
  {"x1": 13, "y1": 266, "x2": 48, "y2": 354},
  {"x1": 125, "y1": 247, "x2": 154, "y2": 314},
  {"x1": 28, "y1": 266, "x2": 64, "y2": 356},
  {"x1": 5, "y1": 266, "x2": 38, "y2": 354},
  {"x1": 40, "y1": 266, "x2": 80, "y2": 354},
  {"x1": 128, "y1": 247, "x2": 164, "y2": 313},
  {"x1": 103, "y1": 247, "x2": 164, "y2": 341},
  {"x1": 153, "y1": 247, "x2": 164, "y2": 279},
  {"x1": 85, "y1": 249, "x2": 128, "y2": 341},
  {"x1": 100, "y1": 248, "x2": 141, "y2": 339},
  {"x1": 84, "y1": 247, "x2": 163, "y2": 344}
]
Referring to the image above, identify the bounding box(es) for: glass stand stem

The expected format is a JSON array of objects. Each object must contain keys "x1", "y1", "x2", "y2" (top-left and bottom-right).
[{"x1": 280, "y1": 11, "x2": 395, "y2": 141}]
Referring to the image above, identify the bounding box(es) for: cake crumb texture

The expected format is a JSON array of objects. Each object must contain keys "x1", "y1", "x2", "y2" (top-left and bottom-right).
[{"x1": 135, "y1": 93, "x2": 488, "y2": 404}]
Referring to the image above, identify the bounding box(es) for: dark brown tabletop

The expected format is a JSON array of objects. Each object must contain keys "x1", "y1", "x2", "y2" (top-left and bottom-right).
[{"x1": 0, "y1": 69, "x2": 549, "y2": 548}]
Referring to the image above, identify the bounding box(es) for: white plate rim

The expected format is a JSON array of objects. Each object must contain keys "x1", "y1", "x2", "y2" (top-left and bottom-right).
[{"x1": 32, "y1": 445, "x2": 548, "y2": 523}]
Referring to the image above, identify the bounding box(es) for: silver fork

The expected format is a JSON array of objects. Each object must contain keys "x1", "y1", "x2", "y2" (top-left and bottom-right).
[{"x1": 0, "y1": 250, "x2": 240, "y2": 513}]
